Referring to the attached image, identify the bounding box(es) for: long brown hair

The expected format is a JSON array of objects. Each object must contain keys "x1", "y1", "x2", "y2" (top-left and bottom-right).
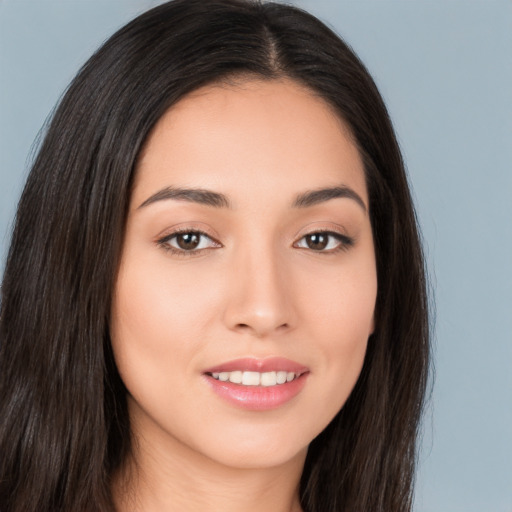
[{"x1": 0, "y1": 1, "x2": 430, "y2": 510}]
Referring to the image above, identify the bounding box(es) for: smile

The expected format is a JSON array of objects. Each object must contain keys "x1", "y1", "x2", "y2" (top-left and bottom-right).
[
  {"x1": 204, "y1": 358, "x2": 309, "y2": 410},
  {"x1": 209, "y1": 370, "x2": 302, "y2": 387}
]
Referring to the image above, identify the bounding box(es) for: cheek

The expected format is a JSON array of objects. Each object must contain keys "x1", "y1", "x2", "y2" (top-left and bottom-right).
[
  {"x1": 299, "y1": 250, "x2": 377, "y2": 341},
  {"x1": 299, "y1": 257, "x2": 376, "y2": 413},
  {"x1": 110, "y1": 263, "x2": 183, "y2": 389},
  {"x1": 111, "y1": 254, "x2": 222, "y2": 348},
  {"x1": 109, "y1": 262, "x2": 213, "y2": 439}
]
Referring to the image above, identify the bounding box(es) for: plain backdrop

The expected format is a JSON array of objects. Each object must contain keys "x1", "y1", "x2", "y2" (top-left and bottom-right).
[{"x1": 1, "y1": 1, "x2": 511, "y2": 511}]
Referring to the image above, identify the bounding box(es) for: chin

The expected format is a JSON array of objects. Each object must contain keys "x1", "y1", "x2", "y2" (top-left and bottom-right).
[
  {"x1": 182, "y1": 414, "x2": 325, "y2": 471},
  {"x1": 205, "y1": 438, "x2": 309, "y2": 471}
]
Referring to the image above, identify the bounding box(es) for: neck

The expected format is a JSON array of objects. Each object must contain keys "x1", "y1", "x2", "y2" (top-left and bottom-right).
[{"x1": 113, "y1": 425, "x2": 306, "y2": 512}]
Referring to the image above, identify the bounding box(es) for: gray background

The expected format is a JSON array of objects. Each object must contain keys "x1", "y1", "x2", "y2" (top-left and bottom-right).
[{"x1": 1, "y1": 1, "x2": 511, "y2": 511}]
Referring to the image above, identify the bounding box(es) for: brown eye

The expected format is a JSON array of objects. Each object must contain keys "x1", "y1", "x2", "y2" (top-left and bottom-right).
[
  {"x1": 175, "y1": 232, "x2": 201, "y2": 250},
  {"x1": 305, "y1": 233, "x2": 329, "y2": 250}
]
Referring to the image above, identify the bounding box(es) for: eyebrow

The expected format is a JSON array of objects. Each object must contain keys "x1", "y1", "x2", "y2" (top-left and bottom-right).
[
  {"x1": 138, "y1": 186, "x2": 231, "y2": 209},
  {"x1": 138, "y1": 185, "x2": 366, "y2": 212},
  {"x1": 292, "y1": 186, "x2": 367, "y2": 212}
]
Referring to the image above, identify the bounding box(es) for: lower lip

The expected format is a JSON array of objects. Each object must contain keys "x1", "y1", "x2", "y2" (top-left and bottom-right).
[{"x1": 204, "y1": 374, "x2": 308, "y2": 411}]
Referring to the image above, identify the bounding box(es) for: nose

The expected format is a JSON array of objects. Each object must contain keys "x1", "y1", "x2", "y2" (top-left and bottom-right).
[{"x1": 222, "y1": 245, "x2": 296, "y2": 338}]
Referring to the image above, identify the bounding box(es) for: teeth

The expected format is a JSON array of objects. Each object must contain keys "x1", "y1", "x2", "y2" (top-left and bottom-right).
[
  {"x1": 260, "y1": 371, "x2": 276, "y2": 387},
  {"x1": 276, "y1": 371, "x2": 287, "y2": 384},
  {"x1": 210, "y1": 370, "x2": 301, "y2": 386},
  {"x1": 242, "y1": 371, "x2": 260, "y2": 386},
  {"x1": 229, "y1": 371, "x2": 243, "y2": 384}
]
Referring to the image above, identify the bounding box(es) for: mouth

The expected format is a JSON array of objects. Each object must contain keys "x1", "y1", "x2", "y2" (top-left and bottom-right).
[{"x1": 203, "y1": 357, "x2": 309, "y2": 410}]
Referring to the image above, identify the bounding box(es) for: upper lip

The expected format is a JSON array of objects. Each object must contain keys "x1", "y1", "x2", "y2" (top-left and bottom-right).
[{"x1": 204, "y1": 357, "x2": 309, "y2": 374}]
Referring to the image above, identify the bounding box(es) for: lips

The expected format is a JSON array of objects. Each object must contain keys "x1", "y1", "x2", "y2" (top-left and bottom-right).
[{"x1": 203, "y1": 357, "x2": 309, "y2": 410}]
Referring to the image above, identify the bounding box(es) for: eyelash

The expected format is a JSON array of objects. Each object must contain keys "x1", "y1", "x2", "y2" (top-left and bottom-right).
[{"x1": 156, "y1": 228, "x2": 354, "y2": 257}]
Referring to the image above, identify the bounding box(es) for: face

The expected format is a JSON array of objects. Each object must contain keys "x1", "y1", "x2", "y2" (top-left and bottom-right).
[{"x1": 110, "y1": 79, "x2": 377, "y2": 470}]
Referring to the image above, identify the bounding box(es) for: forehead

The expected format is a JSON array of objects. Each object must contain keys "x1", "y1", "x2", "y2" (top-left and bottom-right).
[{"x1": 133, "y1": 78, "x2": 367, "y2": 209}]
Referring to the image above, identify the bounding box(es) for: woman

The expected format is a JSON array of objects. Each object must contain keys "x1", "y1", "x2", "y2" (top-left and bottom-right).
[{"x1": 0, "y1": 1, "x2": 430, "y2": 511}]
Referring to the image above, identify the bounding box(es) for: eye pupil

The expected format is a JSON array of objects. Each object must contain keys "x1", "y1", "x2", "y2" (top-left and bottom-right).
[
  {"x1": 176, "y1": 233, "x2": 200, "y2": 250},
  {"x1": 306, "y1": 233, "x2": 328, "y2": 250}
]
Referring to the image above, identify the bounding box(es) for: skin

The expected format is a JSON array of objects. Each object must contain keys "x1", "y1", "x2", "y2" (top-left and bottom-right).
[{"x1": 110, "y1": 78, "x2": 377, "y2": 512}]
